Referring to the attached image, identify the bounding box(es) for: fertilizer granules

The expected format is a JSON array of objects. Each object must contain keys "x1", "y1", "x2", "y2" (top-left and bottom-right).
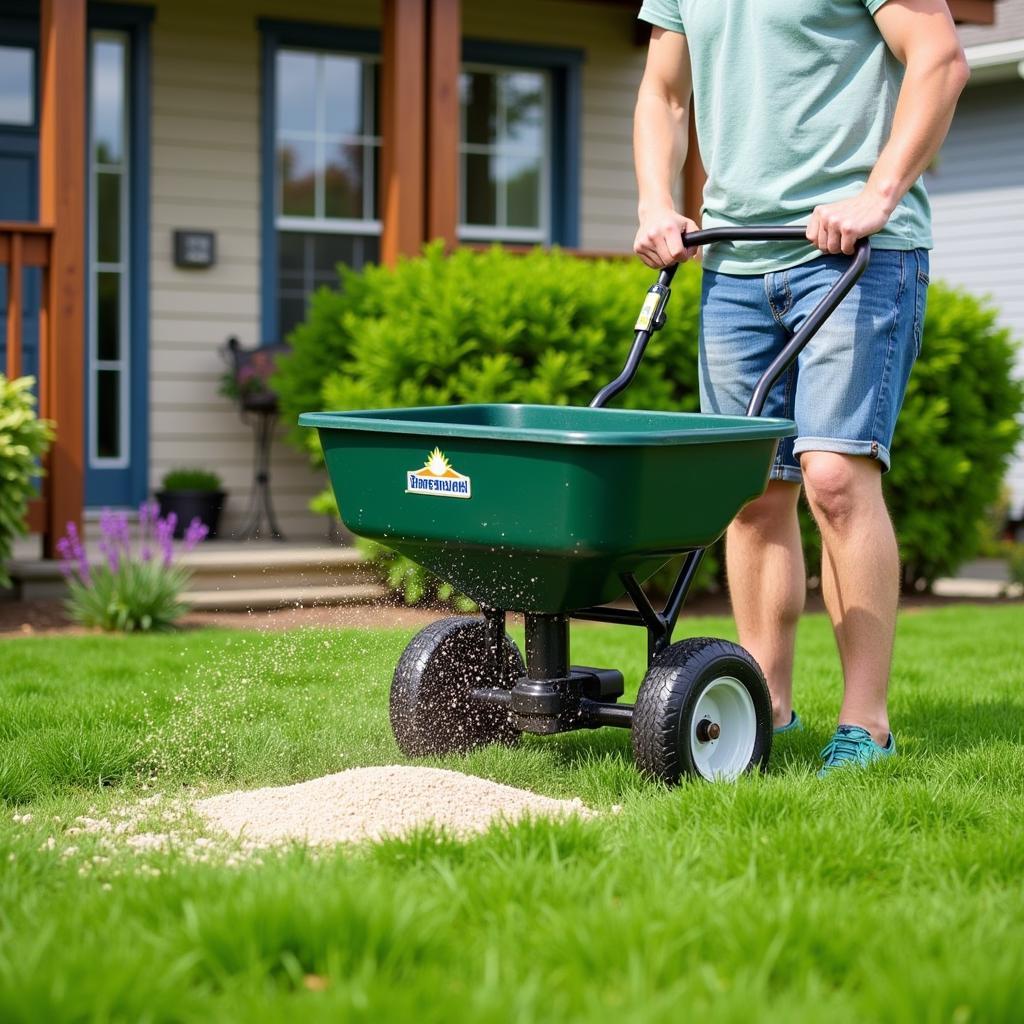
[{"x1": 194, "y1": 766, "x2": 592, "y2": 846}]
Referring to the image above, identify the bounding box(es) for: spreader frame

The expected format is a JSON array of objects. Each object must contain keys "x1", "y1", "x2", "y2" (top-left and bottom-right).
[{"x1": 470, "y1": 227, "x2": 872, "y2": 736}]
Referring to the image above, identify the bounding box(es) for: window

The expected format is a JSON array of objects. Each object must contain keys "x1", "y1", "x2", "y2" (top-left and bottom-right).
[
  {"x1": 459, "y1": 66, "x2": 549, "y2": 243},
  {"x1": 0, "y1": 44, "x2": 34, "y2": 126},
  {"x1": 88, "y1": 32, "x2": 130, "y2": 467},
  {"x1": 274, "y1": 48, "x2": 380, "y2": 336}
]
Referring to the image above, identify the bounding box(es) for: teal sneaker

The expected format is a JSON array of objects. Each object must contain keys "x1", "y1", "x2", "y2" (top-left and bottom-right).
[
  {"x1": 774, "y1": 711, "x2": 802, "y2": 735},
  {"x1": 818, "y1": 725, "x2": 895, "y2": 777}
]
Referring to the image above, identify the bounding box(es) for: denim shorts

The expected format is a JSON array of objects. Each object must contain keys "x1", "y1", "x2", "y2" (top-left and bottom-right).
[{"x1": 698, "y1": 248, "x2": 929, "y2": 483}]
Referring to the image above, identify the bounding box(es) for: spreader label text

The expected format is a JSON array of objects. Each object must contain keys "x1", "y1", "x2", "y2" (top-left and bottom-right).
[{"x1": 405, "y1": 448, "x2": 472, "y2": 499}]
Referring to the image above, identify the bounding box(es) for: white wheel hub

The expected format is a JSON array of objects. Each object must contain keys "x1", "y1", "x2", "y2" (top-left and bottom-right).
[{"x1": 690, "y1": 676, "x2": 757, "y2": 781}]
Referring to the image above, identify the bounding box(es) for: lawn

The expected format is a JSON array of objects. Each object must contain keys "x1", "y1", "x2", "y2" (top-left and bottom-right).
[{"x1": 1, "y1": 605, "x2": 1023, "y2": 1023}]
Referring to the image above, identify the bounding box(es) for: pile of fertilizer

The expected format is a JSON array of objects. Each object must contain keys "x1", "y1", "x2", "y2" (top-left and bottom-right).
[{"x1": 194, "y1": 766, "x2": 591, "y2": 846}]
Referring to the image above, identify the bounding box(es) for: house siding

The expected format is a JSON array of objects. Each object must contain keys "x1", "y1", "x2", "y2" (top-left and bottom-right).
[
  {"x1": 109, "y1": 0, "x2": 644, "y2": 537},
  {"x1": 928, "y1": 80, "x2": 1024, "y2": 517}
]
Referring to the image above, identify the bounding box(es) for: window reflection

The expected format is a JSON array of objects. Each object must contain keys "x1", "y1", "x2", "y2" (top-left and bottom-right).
[{"x1": 0, "y1": 45, "x2": 34, "y2": 126}]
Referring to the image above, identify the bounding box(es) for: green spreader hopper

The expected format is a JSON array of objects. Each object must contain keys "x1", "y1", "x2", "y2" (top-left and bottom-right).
[{"x1": 301, "y1": 227, "x2": 871, "y2": 785}]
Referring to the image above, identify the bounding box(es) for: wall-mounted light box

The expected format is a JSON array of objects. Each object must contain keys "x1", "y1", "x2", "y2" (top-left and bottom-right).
[{"x1": 173, "y1": 229, "x2": 216, "y2": 268}]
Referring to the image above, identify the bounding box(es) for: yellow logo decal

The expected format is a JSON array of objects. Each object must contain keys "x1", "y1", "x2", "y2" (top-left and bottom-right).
[{"x1": 406, "y1": 448, "x2": 472, "y2": 499}]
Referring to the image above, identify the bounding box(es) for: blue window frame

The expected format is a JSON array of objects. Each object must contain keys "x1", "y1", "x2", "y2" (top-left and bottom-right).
[
  {"x1": 460, "y1": 40, "x2": 582, "y2": 249},
  {"x1": 86, "y1": 3, "x2": 152, "y2": 509},
  {"x1": 259, "y1": 24, "x2": 582, "y2": 343},
  {"x1": 260, "y1": 20, "x2": 381, "y2": 343}
]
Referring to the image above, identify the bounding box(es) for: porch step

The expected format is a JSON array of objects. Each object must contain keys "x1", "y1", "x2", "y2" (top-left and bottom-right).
[
  {"x1": 185, "y1": 582, "x2": 385, "y2": 613},
  {"x1": 5, "y1": 541, "x2": 387, "y2": 607}
]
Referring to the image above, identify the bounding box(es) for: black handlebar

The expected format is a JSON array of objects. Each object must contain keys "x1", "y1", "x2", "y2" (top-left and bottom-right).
[{"x1": 590, "y1": 228, "x2": 872, "y2": 416}]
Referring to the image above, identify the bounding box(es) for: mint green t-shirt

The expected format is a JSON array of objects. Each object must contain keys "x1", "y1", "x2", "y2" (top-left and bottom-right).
[{"x1": 637, "y1": 0, "x2": 932, "y2": 274}]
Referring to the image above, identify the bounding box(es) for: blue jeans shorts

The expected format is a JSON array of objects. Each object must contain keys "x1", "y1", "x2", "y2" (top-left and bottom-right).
[{"x1": 698, "y1": 248, "x2": 929, "y2": 483}]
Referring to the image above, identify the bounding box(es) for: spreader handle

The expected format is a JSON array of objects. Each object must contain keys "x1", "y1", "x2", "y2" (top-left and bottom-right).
[{"x1": 590, "y1": 228, "x2": 872, "y2": 415}]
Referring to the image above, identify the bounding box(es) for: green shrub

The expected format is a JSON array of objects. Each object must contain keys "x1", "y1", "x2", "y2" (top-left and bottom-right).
[
  {"x1": 0, "y1": 375, "x2": 53, "y2": 588},
  {"x1": 160, "y1": 467, "x2": 223, "y2": 493},
  {"x1": 278, "y1": 246, "x2": 1023, "y2": 598}
]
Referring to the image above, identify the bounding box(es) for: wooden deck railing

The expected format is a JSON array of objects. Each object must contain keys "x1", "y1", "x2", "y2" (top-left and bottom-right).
[{"x1": 2, "y1": 222, "x2": 55, "y2": 536}]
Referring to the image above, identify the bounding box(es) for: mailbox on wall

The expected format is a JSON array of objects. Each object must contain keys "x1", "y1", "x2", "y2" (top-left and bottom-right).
[{"x1": 173, "y1": 230, "x2": 216, "y2": 269}]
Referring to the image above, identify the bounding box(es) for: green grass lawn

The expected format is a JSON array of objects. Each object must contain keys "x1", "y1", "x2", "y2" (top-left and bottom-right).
[{"x1": 2, "y1": 605, "x2": 1023, "y2": 1023}]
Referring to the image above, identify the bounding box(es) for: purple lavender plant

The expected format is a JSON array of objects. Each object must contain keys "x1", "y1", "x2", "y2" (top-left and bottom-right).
[{"x1": 57, "y1": 504, "x2": 209, "y2": 631}]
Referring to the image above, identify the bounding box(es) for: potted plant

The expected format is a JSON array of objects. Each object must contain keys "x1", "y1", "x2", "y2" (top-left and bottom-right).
[{"x1": 156, "y1": 468, "x2": 226, "y2": 540}]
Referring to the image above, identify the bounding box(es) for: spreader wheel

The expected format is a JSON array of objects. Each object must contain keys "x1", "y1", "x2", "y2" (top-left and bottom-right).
[
  {"x1": 390, "y1": 616, "x2": 525, "y2": 758},
  {"x1": 631, "y1": 637, "x2": 772, "y2": 784}
]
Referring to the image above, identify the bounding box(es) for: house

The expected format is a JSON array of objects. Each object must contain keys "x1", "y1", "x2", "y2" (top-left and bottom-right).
[
  {"x1": 930, "y1": 0, "x2": 1024, "y2": 522},
  {"x1": 0, "y1": 0, "x2": 1005, "y2": 554}
]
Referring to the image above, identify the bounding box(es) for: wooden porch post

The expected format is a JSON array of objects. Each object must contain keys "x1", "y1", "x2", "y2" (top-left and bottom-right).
[
  {"x1": 425, "y1": 0, "x2": 461, "y2": 248},
  {"x1": 38, "y1": 0, "x2": 87, "y2": 556},
  {"x1": 380, "y1": 0, "x2": 428, "y2": 265}
]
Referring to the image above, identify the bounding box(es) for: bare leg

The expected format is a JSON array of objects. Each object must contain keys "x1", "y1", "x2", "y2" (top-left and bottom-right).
[
  {"x1": 801, "y1": 452, "x2": 898, "y2": 745},
  {"x1": 725, "y1": 480, "x2": 805, "y2": 728}
]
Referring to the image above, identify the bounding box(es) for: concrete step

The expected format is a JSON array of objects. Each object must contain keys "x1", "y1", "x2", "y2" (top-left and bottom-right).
[
  {"x1": 184, "y1": 582, "x2": 386, "y2": 612},
  {"x1": 6, "y1": 541, "x2": 382, "y2": 603}
]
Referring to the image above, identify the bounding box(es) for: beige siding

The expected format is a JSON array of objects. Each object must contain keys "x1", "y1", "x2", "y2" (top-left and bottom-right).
[{"x1": 110, "y1": 0, "x2": 645, "y2": 537}]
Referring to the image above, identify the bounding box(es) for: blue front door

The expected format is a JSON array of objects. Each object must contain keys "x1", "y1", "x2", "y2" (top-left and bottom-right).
[
  {"x1": 85, "y1": 24, "x2": 149, "y2": 509},
  {"x1": 0, "y1": 18, "x2": 41, "y2": 384},
  {"x1": 1, "y1": 11, "x2": 150, "y2": 511}
]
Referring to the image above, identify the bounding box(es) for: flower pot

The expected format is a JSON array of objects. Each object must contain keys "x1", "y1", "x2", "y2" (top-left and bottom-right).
[{"x1": 155, "y1": 490, "x2": 226, "y2": 540}]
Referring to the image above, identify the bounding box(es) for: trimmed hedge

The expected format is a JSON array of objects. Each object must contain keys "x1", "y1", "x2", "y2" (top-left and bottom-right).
[{"x1": 277, "y1": 244, "x2": 1023, "y2": 596}]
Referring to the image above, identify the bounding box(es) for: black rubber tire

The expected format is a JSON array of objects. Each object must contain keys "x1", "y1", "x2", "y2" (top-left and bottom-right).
[
  {"x1": 631, "y1": 637, "x2": 772, "y2": 785},
  {"x1": 390, "y1": 616, "x2": 525, "y2": 758}
]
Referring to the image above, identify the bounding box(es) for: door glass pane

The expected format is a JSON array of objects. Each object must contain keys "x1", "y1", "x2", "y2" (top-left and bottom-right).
[
  {"x1": 96, "y1": 171, "x2": 121, "y2": 263},
  {"x1": 278, "y1": 139, "x2": 316, "y2": 216},
  {"x1": 323, "y1": 55, "x2": 363, "y2": 137},
  {"x1": 277, "y1": 51, "x2": 316, "y2": 134},
  {"x1": 502, "y1": 72, "x2": 544, "y2": 150},
  {"x1": 96, "y1": 369, "x2": 121, "y2": 459},
  {"x1": 96, "y1": 272, "x2": 121, "y2": 361},
  {"x1": 324, "y1": 141, "x2": 364, "y2": 219},
  {"x1": 92, "y1": 39, "x2": 125, "y2": 163},
  {"x1": 0, "y1": 46, "x2": 34, "y2": 126},
  {"x1": 461, "y1": 71, "x2": 497, "y2": 146},
  {"x1": 504, "y1": 155, "x2": 541, "y2": 229},
  {"x1": 463, "y1": 153, "x2": 497, "y2": 226}
]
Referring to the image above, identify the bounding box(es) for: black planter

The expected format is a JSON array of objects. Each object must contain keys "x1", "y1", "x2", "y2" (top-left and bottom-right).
[{"x1": 155, "y1": 490, "x2": 226, "y2": 540}]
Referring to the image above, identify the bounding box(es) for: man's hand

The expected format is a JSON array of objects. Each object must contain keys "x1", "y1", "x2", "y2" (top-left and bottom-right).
[
  {"x1": 806, "y1": 187, "x2": 893, "y2": 255},
  {"x1": 634, "y1": 207, "x2": 701, "y2": 269}
]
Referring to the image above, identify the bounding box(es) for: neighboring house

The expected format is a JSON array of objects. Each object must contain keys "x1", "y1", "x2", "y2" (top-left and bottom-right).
[
  {"x1": 932, "y1": 0, "x2": 1024, "y2": 520},
  {"x1": 0, "y1": 0, "x2": 1006, "y2": 553}
]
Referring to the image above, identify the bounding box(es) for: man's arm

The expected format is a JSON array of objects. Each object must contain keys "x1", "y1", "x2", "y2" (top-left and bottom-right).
[
  {"x1": 808, "y1": 0, "x2": 970, "y2": 255},
  {"x1": 633, "y1": 28, "x2": 699, "y2": 269}
]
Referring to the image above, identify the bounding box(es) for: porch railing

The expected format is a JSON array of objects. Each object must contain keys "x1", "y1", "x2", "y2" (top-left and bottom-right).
[{"x1": 1, "y1": 221, "x2": 55, "y2": 536}]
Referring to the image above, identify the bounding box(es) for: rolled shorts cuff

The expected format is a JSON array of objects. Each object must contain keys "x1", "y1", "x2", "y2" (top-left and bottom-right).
[
  {"x1": 792, "y1": 436, "x2": 892, "y2": 472},
  {"x1": 768, "y1": 464, "x2": 804, "y2": 484}
]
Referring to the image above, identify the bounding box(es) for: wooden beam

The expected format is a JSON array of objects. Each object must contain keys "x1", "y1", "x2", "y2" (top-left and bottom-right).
[
  {"x1": 38, "y1": 0, "x2": 86, "y2": 556},
  {"x1": 0, "y1": 224, "x2": 54, "y2": 267},
  {"x1": 948, "y1": 0, "x2": 996, "y2": 23},
  {"x1": 380, "y1": 0, "x2": 427, "y2": 264},
  {"x1": 425, "y1": 0, "x2": 461, "y2": 248}
]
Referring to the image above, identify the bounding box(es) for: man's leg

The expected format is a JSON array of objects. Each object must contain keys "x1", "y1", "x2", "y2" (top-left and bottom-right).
[
  {"x1": 801, "y1": 451, "x2": 898, "y2": 745},
  {"x1": 726, "y1": 479, "x2": 805, "y2": 729}
]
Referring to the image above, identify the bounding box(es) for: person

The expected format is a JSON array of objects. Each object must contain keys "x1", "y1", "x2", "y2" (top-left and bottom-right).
[{"x1": 633, "y1": 0, "x2": 969, "y2": 774}]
